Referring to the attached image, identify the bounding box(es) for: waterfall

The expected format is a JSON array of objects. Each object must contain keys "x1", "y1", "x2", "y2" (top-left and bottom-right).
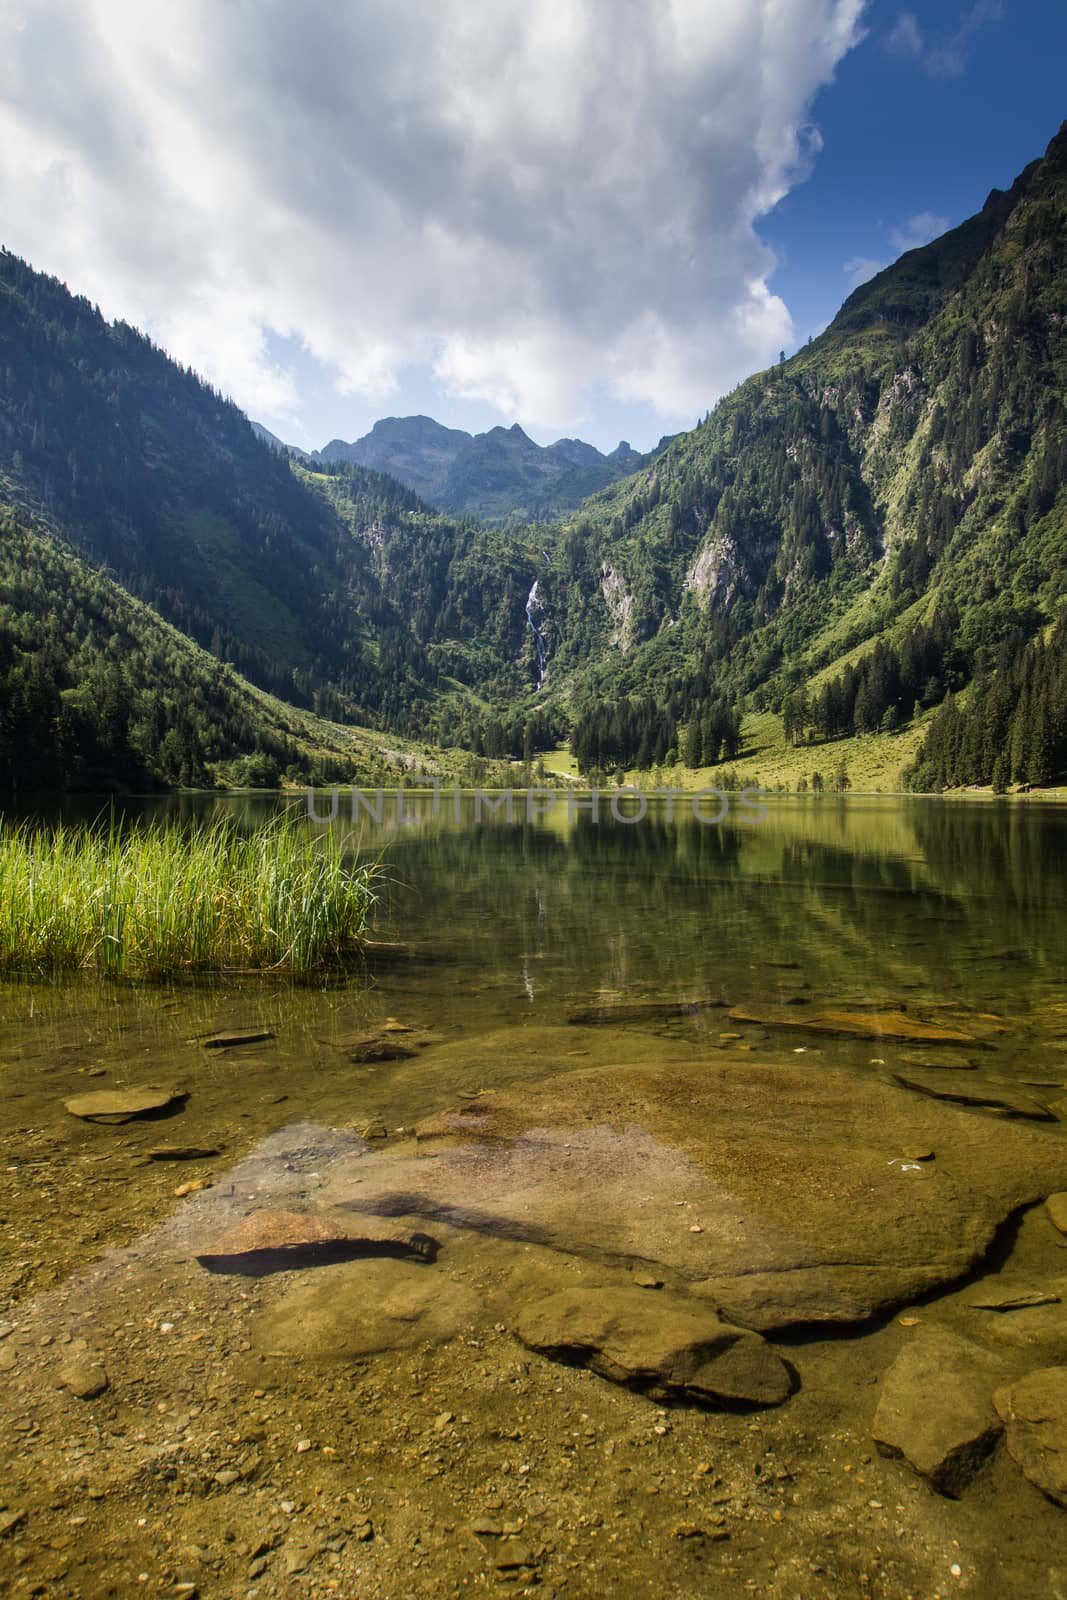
[{"x1": 526, "y1": 579, "x2": 548, "y2": 689}]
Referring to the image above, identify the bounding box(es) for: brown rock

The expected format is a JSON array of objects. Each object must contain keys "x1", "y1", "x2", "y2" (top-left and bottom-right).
[
  {"x1": 1046, "y1": 1193, "x2": 1067, "y2": 1235},
  {"x1": 57, "y1": 1362, "x2": 109, "y2": 1400},
  {"x1": 64, "y1": 1086, "x2": 185, "y2": 1123},
  {"x1": 513, "y1": 1287, "x2": 790, "y2": 1407},
  {"x1": 729, "y1": 1006, "x2": 978, "y2": 1044},
  {"x1": 872, "y1": 1328, "x2": 1004, "y2": 1495},
  {"x1": 892, "y1": 1072, "x2": 1054, "y2": 1121},
  {"x1": 567, "y1": 998, "x2": 724, "y2": 1025},
  {"x1": 994, "y1": 1367, "x2": 1067, "y2": 1506},
  {"x1": 199, "y1": 1030, "x2": 273, "y2": 1049},
  {"x1": 325, "y1": 1057, "x2": 1067, "y2": 1333},
  {"x1": 253, "y1": 1259, "x2": 480, "y2": 1358}
]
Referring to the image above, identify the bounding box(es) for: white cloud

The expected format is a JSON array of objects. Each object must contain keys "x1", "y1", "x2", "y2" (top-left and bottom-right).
[
  {"x1": 890, "y1": 211, "x2": 950, "y2": 253},
  {"x1": 0, "y1": 0, "x2": 866, "y2": 436},
  {"x1": 885, "y1": 2, "x2": 1002, "y2": 78},
  {"x1": 843, "y1": 256, "x2": 886, "y2": 289}
]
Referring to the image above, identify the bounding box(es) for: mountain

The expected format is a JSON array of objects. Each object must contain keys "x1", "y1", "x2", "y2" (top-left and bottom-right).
[
  {"x1": 2, "y1": 122, "x2": 1066, "y2": 794},
  {"x1": 315, "y1": 415, "x2": 644, "y2": 525},
  {"x1": 540, "y1": 120, "x2": 1067, "y2": 788}
]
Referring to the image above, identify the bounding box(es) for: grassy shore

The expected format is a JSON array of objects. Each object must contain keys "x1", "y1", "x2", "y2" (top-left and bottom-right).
[{"x1": 0, "y1": 815, "x2": 379, "y2": 979}]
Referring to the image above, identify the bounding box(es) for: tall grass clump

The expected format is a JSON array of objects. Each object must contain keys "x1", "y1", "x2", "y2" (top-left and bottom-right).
[{"x1": 0, "y1": 814, "x2": 379, "y2": 979}]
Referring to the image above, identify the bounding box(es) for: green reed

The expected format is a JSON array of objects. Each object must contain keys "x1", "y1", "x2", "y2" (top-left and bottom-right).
[{"x1": 0, "y1": 814, "x2": 379, "y2": 978}]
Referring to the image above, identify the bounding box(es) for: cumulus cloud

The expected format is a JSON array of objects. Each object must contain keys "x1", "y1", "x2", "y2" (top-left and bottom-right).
[
  {"x1": 889, "y1": 211, "x2": 950, "y2": 253},
  {"x1": 0, "y1": 0, "x2": 866, "y2": 435},
  {"x1": 885, "y1": 3, "x2": 1002, "y2": 78}
]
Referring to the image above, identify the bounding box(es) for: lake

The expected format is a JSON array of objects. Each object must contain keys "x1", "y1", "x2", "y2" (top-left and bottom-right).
[{"x1": 2, "y1": 792, "x2": 1066, "y2": 1598}]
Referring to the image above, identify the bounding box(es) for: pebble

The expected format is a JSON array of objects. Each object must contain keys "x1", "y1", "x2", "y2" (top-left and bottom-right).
[{"x1": 57, "y1": 1362, "x2": 109, "y2": 1400}]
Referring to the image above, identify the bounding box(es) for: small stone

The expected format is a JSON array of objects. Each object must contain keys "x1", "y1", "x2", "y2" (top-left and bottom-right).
[
  {"x1": 633, "y1": 1274, "x2": 663, "y2": 1290},
  {"x1": 361, "y1": 1120, "x2": 388, "y2": 1140},
  {"x1": 1046, "y1": 1193, "x2": 1067, "y2": 1235},
  {"x1": 296, "y1": 1439, "x2": 312, "y2": 1453},
  {"x1": 215, "y1": 1470, "x2": 240, "y2": 1486},
  {"x1": 898, "y1": 1316, "x2": 920, "y2": 1327},
  {"x1": 173, "y1": 1180, "x2": 210, "y2": 1198},
  {"x1": 0, "y1": 1509, "x2": 27, "y2": 1537},
  {"x1": 57, "y1": 1363, "x2": 109, "y2": 1400},
  {"x1": 354, "y1": 1520, "x2": 373, "y2": 1541},
  {"x1": 433, "y1": 1411, "x2": 454, "y2": 1431},
  {"x1": 689, "y1": 1224, "x2": 703, "y2": 1234},
  {"x1": 900, "y1": 1148, "x2": 934, "y2": 1162},
  {"x1": 493, "y1": 1542, "x2": 535, "y2": 1570}
]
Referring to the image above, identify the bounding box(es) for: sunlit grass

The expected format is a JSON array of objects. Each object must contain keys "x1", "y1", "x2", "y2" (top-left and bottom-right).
[{"x1": 0, "y1": 814, "x2": 379, "y2": 979}]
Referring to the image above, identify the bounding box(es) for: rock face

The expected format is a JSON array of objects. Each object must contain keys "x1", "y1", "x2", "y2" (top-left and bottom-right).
[
  {"x1": 63, "y1": 1086, "x2": 185, "y2": 1123},
  {"x1": 891, "y1": 1072, "x2": 1054, "y2": 1120},
  {"x1": 196, "y1": 1208, "x2": 438, "y2": 1274},
  {"x1": 727, "y1": 1006, "x2": 980, "y2": 1044},
  {"x1": 994, "y1": 1367, "x2": 1067, "y2": 1506},
  {"x1": 323, "y1": 1058, "x2": 1067, "y2": 1333},
  {"x1": 513, "y1": 1287, "x2": 790, "y2": 1408},
  {"x1": 871, "y1": 1328, "x2": 1004, "y2": 1495}
]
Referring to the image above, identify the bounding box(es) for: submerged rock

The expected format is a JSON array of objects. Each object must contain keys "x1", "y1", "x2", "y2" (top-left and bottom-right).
[
  {"x1": 253, "y1": 1258, "x2": 480, "y2": 1358},
  {"x1": 1046, "y1": 1193, "x2": 1067, "y2": 1235},
  {"x1": 323, "y1": 1057, "x2": 1067, "y2": 1333},
  {"x1": 967, "y1": 1289, "x2": 1061, "y2": 1311},
  {"x1": 567, "y1": 998, "x2": 725, "y2": 1026},
  {"x1": 63, "y1": 1086, "x2": 186, "y2": 1124},
  {"x1": 319, "y1": 1028, "x2": 421, "y2": 1062},
  {"x1": 729, "y1": 1006, "x2": 979, "y2": 1044},
  {"x1": 199, "y1": 1030, "x2": 274, "y2": 1050},
  {"x1": 872, "y1": 1328, "x2": 1004, "y2": 1495},
  {"x1": 56, "y1": 1361, "x2": 110, "y2": 1400},
  {"x1": 196, "y1": 1208, "x2": 438, "y2": 1274},
  {"x1": 891, "y1": 1072, "x2": 1054, "y2": 1120},
  {"x1": 994, "y1": 1367, "x2": 1067, "y2": 1506},
  {"x1": 513, "y1": 1286, "x2": 790, "y2": 1408}
]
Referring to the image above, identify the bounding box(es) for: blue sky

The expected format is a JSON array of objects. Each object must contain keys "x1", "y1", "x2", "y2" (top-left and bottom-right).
[
  {"x1": 763, "y1": 0, "x2": 1067, "y2": 352},
  {"x1": 1, "y1": 1, "x2": 1064, "y2": 455}
]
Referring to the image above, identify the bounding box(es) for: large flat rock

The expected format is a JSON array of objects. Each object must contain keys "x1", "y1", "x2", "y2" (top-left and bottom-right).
[
  {"x1": 323, "y1": 1057, "x2": 1067, "y2": 1332},
  {"x1": 872, "y1": 1327, "x2": 1004, "y2": 1495}
]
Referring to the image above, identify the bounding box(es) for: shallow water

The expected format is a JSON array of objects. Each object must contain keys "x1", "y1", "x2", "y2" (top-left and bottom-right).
[{"x1": 3, "y1": 793, "x2": 1067, "y2": 1598}]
